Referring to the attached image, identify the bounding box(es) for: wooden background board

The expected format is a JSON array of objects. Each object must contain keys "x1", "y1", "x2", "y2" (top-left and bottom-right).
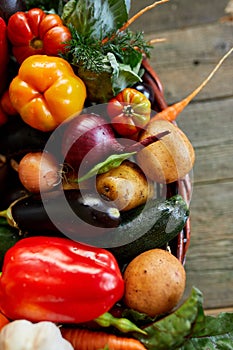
[{"x1": 129, "y1": 0, "x2": 233, "y2": 310}]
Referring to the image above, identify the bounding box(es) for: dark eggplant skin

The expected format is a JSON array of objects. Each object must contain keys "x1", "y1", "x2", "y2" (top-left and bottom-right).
[
  {"x1": 0, "y1": 163, "x2": 29, "y2": 210},
  {"x1": 0, "y1": 118, "x2": 51, "y2": 160},
  {"x1": 0, "y1": 0, "x2": 26, "y2": 22},
  {"x1": 9, "y1": 190, "x2": 121, "y2": 239},
  {"x1": 132, "y1": 81, "x2": 156, "y2": 108}
]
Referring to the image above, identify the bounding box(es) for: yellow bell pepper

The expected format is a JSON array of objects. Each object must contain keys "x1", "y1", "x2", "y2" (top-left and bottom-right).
[{"x1": 9, "y1": 55, "x2": 86, "y2": 132}]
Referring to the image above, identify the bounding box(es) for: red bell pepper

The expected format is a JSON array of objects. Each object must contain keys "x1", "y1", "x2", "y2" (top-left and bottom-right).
[
  {"x1": 7, "y1": 8, "x2": 71, "y2": 64},
  {"x1": 0, "y1": 236, "x2": 124, "y2": 323},
  {"x1": 0, "y1": 17, "x2": 9, "y2": 95}
]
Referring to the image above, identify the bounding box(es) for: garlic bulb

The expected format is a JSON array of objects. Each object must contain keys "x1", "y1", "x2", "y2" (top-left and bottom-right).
[{"x1": 0, "y1": 320, "x2": 74, "y2": 350}]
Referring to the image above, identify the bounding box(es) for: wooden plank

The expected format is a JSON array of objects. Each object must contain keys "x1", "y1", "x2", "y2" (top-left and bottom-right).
[
  {"x1": 144, "y1": 23, "x2": 233, "y2": 104},
  {"x1": 177, "y1": 98, "x2": 233, "y2": 183},
  {"x1": 129, "y1": 0, "x2": 233, "y2": 310},
  {"x1": 183, "y1": 182, "x2": 233, "y2": 309},
  {"x1": 194, "y1": 142, "x2": 233, "y2": 183},
  {"x1": 129, "y1": 0, "x2": 230, "y2": 33},
  {"x1": 205, "y1": 307, "x2": 233, "y2": 316},
  {"x1": 176, "y1": 98, "x2": 233, "y2": 148}
]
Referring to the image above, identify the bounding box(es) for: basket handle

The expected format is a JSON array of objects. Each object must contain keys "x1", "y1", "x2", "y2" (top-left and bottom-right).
[{"x1": 141, "y1": 57, "x2": 168, "y2": 111}]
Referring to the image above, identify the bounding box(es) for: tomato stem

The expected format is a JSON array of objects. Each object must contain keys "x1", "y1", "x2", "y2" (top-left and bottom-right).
[{"x1": 30, "y1": 37, "x2": 43, "y2": 50}]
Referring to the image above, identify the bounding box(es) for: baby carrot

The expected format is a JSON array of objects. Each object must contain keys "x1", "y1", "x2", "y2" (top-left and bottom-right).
[
  {"x1": 118, "y1": 0, "x2": 169, "y2": 33},
  {"x1": 61, "y1": 328, "x2": 147, "y2": 350},
  {"x1": 151, "y1": 47, "x2": 233, "y2": 122},
  {"x1": 102, "y1": 0, "x2": 169, "y2": 44}
]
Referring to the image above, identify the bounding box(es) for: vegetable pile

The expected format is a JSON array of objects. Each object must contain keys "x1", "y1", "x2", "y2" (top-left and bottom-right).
[{"x1": 0, "y1": 0, "x2": 233, "y2": 349}]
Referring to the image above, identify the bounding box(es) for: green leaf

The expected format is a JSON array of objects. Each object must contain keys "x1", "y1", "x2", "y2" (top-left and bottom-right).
[
  {"x1": 134, "y1": 287, "x2": 205, "y2": 350},
  {"x1": 179, "y1": 313, "x2": 233, "y2": 350},
  {"x1": 109, "y1": 54, "x2": 142, "y2": 95},
  {"x1": 0, "y1": 217, "x2": 20, "y2": 269},
  {"x1": 75, "y1": 52, "x2": 143, "y2": 102},
  {"x1": 180, "y1": 332, "x2": 233, "y2": 350},
  {"x1": 76, "y1": 151, "x2": 136, "y2": 183},
  {"x1": 62, "y1": 0, "x2": 128, "y2": 40}
]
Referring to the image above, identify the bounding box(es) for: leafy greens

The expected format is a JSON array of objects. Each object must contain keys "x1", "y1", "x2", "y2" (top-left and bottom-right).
[
  {"x1": 61, "y1": 0, "x2": 151, "y2": 102},
  {"x1": 130, "y1": 287, "x2": 233, "y2": 349}
]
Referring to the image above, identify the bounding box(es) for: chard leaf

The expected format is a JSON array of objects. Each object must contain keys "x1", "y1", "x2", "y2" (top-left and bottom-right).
[
  {"x1": 108, "y1": 53, "x2": 142, "y2": 96},
  {"x1": 76, "y1": 52, "x2": 143, "y2": 102},
  {"x1": 134, "y1": 287, "x2": 205, "y2": 350},
  {"x1": 0, "y1": 217, "x2": 20, "y2": 268},
  {"x1": 62, "y1": 0, "x2": 128, "y2": 40},
  {"x1": 77, "y1": 151, "x2": 136, "y2": 182},
  {"x1": 179, "y1": 313, "x2": 233, "y2": 350}
]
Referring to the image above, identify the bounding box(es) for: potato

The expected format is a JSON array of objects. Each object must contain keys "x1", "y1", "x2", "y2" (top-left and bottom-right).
[
  {"x1": 123, "y1": 248, "x2": 186, "y2": 317},
  {"x1": 136, "y1": 119, "x2": 195, "y2": 183},
  {"x1": 96, "y1": 160, "x2": 154, "y2": 211}
]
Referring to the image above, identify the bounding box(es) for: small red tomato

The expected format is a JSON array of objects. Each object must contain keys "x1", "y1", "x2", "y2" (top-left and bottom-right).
[{"x1": 107, "y1": 88, "x2": 151, "y2": 137}]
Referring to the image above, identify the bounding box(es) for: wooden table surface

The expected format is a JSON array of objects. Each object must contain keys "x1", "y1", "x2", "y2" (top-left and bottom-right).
[{"x1": 129, "y1": 0, "x2": 233, "y2": 312}]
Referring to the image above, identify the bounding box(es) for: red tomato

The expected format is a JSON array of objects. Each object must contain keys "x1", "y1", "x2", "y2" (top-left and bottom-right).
[
  {"x1": 7, "y1": 8, "x2": 71, "y2": 64},
  {"x1": 107, "y1": 88, "x2": 151, "y2": 137}
]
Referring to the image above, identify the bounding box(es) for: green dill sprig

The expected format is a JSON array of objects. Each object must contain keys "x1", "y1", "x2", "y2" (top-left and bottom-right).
[
  {"x1": 102, "y1": 30, "x2": 152, "y2": 61},
  {"x1": 64, "y1": 26, "x2": 152, "y2": 73},
  {"x1": 64, "y1": 27, "x2": 106, "y2": 73}
]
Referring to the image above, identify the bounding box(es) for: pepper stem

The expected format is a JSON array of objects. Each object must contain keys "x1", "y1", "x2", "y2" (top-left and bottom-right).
[
  {"x1": 0, "y1": 209, "x2": 7, "y2": 218},
  {"x1": 95, "y1": 312, "x2": 147, "y2": 335}
]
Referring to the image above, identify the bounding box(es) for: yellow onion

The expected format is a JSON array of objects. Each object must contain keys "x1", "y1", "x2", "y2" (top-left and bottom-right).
[{"x1": 18, "y1": 152, "x2": 61, "y2": 193}]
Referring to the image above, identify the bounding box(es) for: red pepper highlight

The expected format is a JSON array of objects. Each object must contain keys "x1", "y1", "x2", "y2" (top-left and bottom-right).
[{"x1": 0, "y1": 236, "x2": 124, "y2": 323}]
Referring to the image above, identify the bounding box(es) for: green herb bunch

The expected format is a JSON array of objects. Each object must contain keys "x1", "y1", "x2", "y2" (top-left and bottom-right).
[
  {"x1": 65, "y1": 26, "x2": 152, "y2": 74},
  {"x1": 60, "y1": 0, "x2": 153, "y2": 102}
]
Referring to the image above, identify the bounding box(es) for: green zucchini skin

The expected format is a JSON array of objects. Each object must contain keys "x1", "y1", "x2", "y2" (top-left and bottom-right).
[
  {"x1": 108, "y1": 195, "x2": 189, "y2": 264},
  {"x1": 0, "y1": 218, "x2": 20, "y2": 269}
]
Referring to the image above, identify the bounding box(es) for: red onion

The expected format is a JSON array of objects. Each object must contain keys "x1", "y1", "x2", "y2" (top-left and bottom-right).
[
  {"x1": 62, "y1": 113, "x2": 169, "y2": 174},
  {"x1": 62, "y1": 114, "x2": 123, "y2": 172}
]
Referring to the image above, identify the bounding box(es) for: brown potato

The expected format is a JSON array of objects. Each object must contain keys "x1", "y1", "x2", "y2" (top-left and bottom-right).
[
  {"x1": 123, "y1": 248, "x2": 186, "y2": 317},
  {"x1": 137, "y1": 119, "x2": 195, "y2": 183},
  {"x1": 96, "y1": 160, "x2": 154, "y2": 211}
]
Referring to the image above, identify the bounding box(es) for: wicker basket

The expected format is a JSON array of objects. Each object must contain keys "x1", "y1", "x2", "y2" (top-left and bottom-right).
[{"x1": 141, "y1": 58, "x2": 192, "y2": 264}]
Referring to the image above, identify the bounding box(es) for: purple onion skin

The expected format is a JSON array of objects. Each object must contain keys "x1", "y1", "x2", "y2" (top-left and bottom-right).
[{"x1": 62, "y1": 114, "x2": 122, "y2": 173}]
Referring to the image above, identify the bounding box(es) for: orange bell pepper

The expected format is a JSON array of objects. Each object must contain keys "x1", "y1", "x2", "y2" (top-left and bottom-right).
[{"x1": 9, "y1": 55, "x2": 86, "y2": 132}]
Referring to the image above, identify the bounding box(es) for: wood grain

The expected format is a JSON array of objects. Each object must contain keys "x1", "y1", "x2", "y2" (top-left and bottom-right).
[
  {"x1": 130, "y1": 0, "x2": 233, "y2": 309},
  {"x1": 129, "y1": 0, "x2": 230, "y2": 32}
]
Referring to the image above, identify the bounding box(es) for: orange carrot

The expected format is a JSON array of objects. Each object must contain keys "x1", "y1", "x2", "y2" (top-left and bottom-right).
[
  {"x1": 151, "y1": 47, "x2": 233, "y2": 122},
  {"x1": 102, "y1": 0, "x2": 169, "y2": 44},
  {"x1": 0, "y1": 312, "x2": 10, "y2": 331},
  {"x1": 118, "y1": 0, "x2": 169, "y2": 33},
  {"x1": 61, "y1": 328, "x2": 147, "y2": 350}
]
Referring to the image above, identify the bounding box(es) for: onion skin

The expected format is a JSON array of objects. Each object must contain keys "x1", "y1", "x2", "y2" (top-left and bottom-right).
[
  {"x1": 18, "y1": 152, "x2": 61, "y2": 193},
  {"x1": 62, "y1": 114, "x2": 122, "y2": 173}
]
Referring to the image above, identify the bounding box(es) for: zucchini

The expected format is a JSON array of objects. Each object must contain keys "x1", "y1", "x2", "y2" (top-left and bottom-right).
[
  {"x1": 0, "y1": 217, "x2": 20, "y2": 268},
  {"x1": 106, "y1": 194, "x2": 189, "y2": 264}
]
